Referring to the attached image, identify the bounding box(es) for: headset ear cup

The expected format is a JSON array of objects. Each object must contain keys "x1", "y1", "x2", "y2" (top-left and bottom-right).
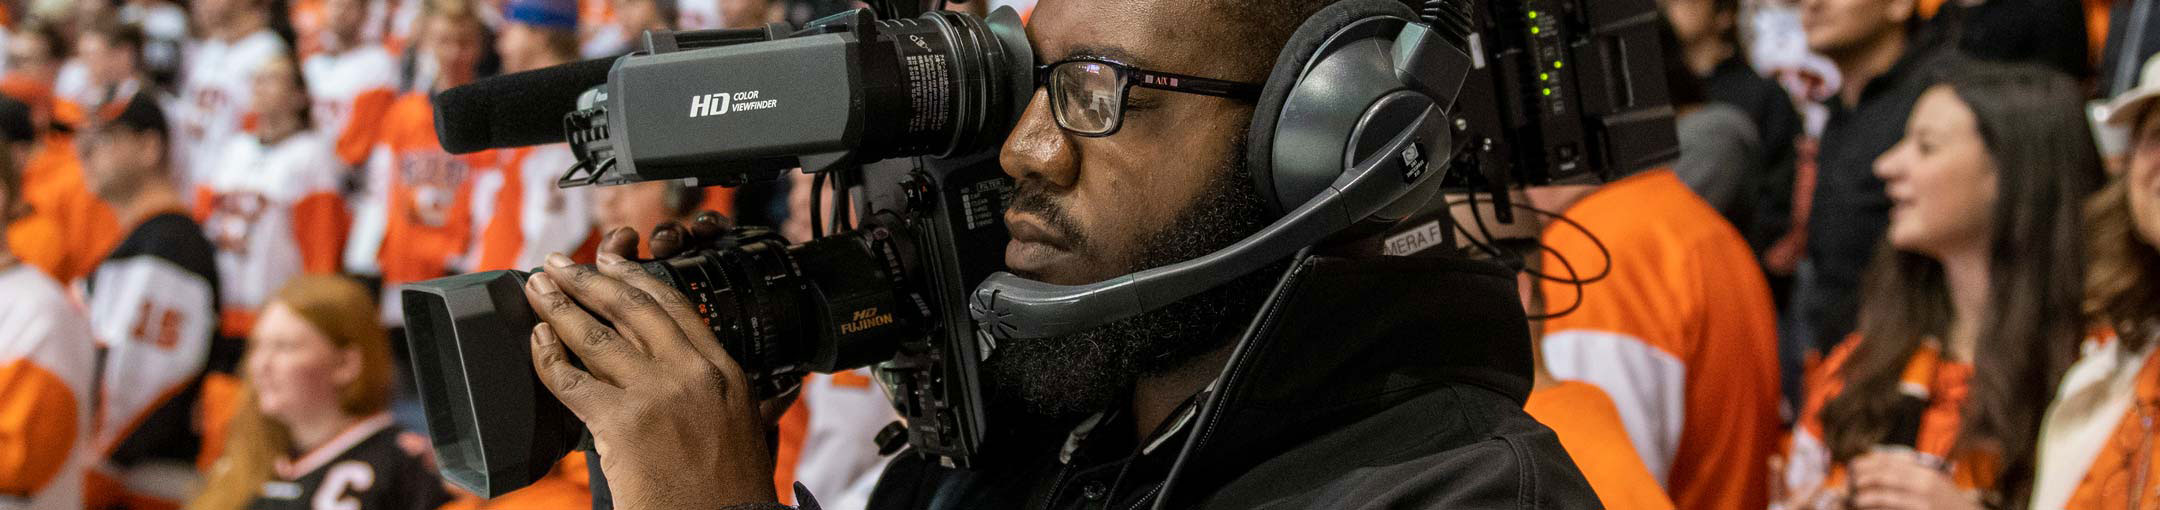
[{"x1": 1247, "y1": 0, "x2": 1421, "y2": 217}]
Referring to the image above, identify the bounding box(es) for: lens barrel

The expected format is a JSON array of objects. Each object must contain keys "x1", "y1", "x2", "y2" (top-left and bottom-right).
[
  {"x1": 858, "y1": 9, "x2": 1033, "y2": 160},
  {"x1": 636, "y1": 227, "x2": 916, "y2": 397}
]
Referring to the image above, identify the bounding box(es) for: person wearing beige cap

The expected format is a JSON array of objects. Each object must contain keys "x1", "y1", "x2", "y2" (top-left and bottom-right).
[{"x1": 2026, "y1": 52, "x2": 2160, "y2": 510}]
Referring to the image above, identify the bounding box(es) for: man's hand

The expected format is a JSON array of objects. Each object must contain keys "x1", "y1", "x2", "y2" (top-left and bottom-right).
[
  {"x1": 595, "y1": 211, "x2": 735, "y2": 260},
  {"x1": 523, "y1": 246, "x2": 777, "y2": 509},
  {"x1": 1847, "y1": 449, "x2": 1981, "y2": 510}
]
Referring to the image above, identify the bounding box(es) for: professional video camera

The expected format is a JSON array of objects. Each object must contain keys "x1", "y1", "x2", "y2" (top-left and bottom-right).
[{"x1": 401, "y1": 0, "x2": 1674, "y2": 498}]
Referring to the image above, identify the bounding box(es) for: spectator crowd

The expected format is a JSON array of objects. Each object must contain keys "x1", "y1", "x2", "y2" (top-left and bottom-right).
[{"x1": 0, "y1": 0, "x2": 2157, "y2": 509}]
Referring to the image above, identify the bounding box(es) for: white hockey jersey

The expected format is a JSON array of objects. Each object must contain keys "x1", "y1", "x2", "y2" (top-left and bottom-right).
[
  {"x1": 193, "y1": 131, "x2": 350, "y2": 338},
  {"x1": 303, "y1": 44, "x2": 399, "y2": 165},
  {"x1": 0, "y1": 264, "x2": 97, "y2": 510},
  {"x1": 177, "y1": 31, "x2": 288, "y2": 193}
]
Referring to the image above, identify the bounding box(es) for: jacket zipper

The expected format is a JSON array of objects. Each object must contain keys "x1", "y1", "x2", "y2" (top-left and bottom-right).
[
  {"x1": 1125, "y1": 482, "x2": 1164, "y2": 510},
  {"x1": 1150, "y1": 258, "x2": 1310, "y2": 509},
  {"x1": 1037, "y1": 459, "x2": 1077, "y2": 510}
]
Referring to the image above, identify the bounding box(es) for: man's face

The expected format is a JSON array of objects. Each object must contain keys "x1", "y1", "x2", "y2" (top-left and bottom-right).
[
  {"x1": 986, "y1": 0, "x2": 1277, "y2": 419},
  {"x1": 78, "y1": 36, "x2": 137, "y2": 87},
  {"x1": 250, "y1": 56, "x2": 306, "y2": 121},
  {"x1": 1799, "y1": 0, "x2": 1909, "y2": 60},
  {"x1": 6, "y1": 34, "x2": 57, "y2": 85},
  {"x1": 427, "y1": 16, "x2": 486, "y2": 88},
  {"x1": 2129, "y1": 112, "x2": 2160, "y2": 249},
  {"x1": 998, "y1": 0, "x2": 1263, "y2": 287},
  {"x1": 325, "y1": 0, "x2": 369, "y2": 45},
  {"x1": 82, "y1": 129, "x2": 160, "y2": 204},
  {"x1": 1661, "y1": 0, "x2": 1730, "y2": 50},
  {"x1": 497, "y1": 23, "x2": 543, "y2": 73}
]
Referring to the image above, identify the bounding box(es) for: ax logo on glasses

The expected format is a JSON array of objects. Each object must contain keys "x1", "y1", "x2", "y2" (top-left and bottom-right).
[{"x1": 690, "y1": 90, "x2": 780, "y2": 118}]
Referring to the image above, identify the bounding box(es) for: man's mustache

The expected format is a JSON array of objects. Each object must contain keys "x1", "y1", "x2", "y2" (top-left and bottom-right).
[{"x1": 1008, "y1": 180, "x2": 1089, "y2": 251}]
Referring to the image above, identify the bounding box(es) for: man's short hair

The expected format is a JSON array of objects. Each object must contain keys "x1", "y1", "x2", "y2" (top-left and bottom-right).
[
  {"x1": 427, "y1": 0, "x2": 487, "y2": 28},
  {"x1": 17, "y1": 20, "x2": 67, "y2": 61},
  {"x1": 82, "y1": 19, "x2": 148, "y2": 59},
  {"x1": 85, "y1": 92, "x2": 170, "y2": 172},
  {"x1": 1212, "y1": 0, "x2": 1346, "y2": 78}
]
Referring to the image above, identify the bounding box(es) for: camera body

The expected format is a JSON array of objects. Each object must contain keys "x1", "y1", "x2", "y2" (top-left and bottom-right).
[{"x1": 559, "y1": 7, "x2": 1030, "y2": 188}]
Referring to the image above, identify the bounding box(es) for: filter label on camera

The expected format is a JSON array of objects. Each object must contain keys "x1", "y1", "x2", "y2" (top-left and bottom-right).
[{"x1": 905, "y1": 53, "x2": 951, "y2": 133}]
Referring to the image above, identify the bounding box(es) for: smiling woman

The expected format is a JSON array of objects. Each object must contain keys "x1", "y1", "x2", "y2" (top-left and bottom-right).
[
  {"x1": 2028, "y1": 53, "x2": 2160, "y2": 510},
  {"x1": 1778, "y1": 62, "x2": 2106, "y2": 510},
  {"x1": 189, "y1": 275, "x2": 447, "y2": 510}
]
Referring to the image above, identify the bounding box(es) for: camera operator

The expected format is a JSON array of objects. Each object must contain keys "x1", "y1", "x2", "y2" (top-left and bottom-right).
[{"x1": 509, "y1": 0, "x2": 1600, "y2": 508}]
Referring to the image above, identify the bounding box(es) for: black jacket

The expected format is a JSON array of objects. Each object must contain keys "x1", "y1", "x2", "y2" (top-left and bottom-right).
[
  {"x1": 1706, "y1": 56, "x2": 1804, "y2": 257},
  {"x1": 866, "y1": 255, "x2": 1598, "y2": 510},
  {"x1": 1793, "y1": 44, "x2": 1953, "y2": 353}
]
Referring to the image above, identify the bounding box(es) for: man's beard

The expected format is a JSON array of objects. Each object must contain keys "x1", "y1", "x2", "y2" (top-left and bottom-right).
[{"x1": 984, "y1": 143, "x2": 1279, "y2": 421}]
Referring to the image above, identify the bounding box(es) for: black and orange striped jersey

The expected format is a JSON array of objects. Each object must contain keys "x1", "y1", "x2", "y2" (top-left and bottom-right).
[
  {"x1": 84, "y1": 213, "x2": 223, "y2": 507},
  {"x1": 248, "y1": 414, "x2": 449, "y2": 510}
]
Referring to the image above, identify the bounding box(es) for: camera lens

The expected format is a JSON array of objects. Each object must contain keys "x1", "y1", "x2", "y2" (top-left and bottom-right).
[
  {"x1": 858, "y1": 8, "x2": 1033, "y2": 160},
  {"x1": 628, "y1": 226, "x2": 919, "y2": 396}
]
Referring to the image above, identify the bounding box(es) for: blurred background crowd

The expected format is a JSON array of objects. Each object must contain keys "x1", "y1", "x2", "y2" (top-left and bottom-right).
[{"x1": 0, "y1": 0, "x2": 2157, "y2": 509}]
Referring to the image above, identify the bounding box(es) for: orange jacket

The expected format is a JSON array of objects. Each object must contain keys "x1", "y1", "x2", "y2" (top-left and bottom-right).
[
  {"x1": 368, "y1": 92, "x2": 495, "y2": 288},
  {"x1": 5, "y1": 135, "x2": 121, "y2": 284}
]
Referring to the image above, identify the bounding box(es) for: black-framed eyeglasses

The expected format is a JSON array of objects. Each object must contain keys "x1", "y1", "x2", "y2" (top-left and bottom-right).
[{"x1": 1036, "y1": 58, "x2": 1263, "y2": 137}]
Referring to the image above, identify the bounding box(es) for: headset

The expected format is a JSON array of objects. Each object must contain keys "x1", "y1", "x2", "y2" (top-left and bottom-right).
[{"x1": 969, "y1": 0, "x2": 1471, "y2": 341}]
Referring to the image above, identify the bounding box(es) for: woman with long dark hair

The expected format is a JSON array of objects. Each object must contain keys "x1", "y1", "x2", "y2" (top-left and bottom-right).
[{"x1": 1774, "y1": 63, "x2": 2106, "y2": 510}]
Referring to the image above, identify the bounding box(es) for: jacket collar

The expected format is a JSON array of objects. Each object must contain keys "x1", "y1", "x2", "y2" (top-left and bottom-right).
[{"x1": 1153, "y1": 254, "x2": 1535, "y2": 508}]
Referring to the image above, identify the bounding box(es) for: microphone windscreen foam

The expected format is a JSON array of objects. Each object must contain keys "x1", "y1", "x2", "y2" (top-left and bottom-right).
[{"x1": 433, "y1": 57, "x2": 617, "y2": 154}]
